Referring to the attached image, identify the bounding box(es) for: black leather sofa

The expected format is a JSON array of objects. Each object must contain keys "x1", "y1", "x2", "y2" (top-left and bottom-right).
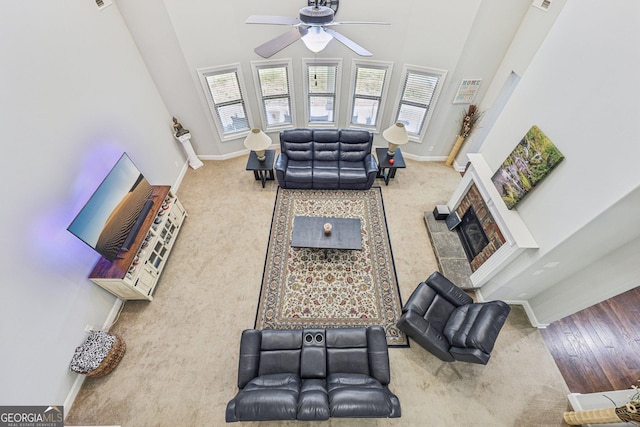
[
  {"x1": 397, "y1": 271, "x2": 511, "y2": 365},
  {"x1": 275, "y1": 128, "x2": 378, "y2": 189},
  {"x1": 225, "y1": 326, "x2": 401, "y2": 422}
]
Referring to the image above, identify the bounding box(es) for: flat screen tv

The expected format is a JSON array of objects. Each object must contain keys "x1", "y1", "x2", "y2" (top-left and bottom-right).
[{"x1": 68, "y1": 153, "x2": 153, "y2": 262}]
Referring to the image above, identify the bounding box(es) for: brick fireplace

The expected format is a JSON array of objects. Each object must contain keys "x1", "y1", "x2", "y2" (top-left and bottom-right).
[
  {"x1": 447, "y1": 153, "x2": 538, "y2": 287},
  {"x1": 455, "y1": 184, "x2": 506, "y2": 271}
]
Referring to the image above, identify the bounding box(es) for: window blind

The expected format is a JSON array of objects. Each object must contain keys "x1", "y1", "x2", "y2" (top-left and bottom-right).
[
  {"x1": 351, "y1": 66, "x2": 387, "y2": 126},
  {"x1": 205, "y1": 71, "x2": 249, "y2": 134},
  {"x1": 307, "y1": 64, "x2": 337, "y2": 122},
  {"x1": 257, "y1": 65, "x2": 292, "y2": 127},
  {"x1": 396, "y1": 71, "x2": 440, "y2": 135}
]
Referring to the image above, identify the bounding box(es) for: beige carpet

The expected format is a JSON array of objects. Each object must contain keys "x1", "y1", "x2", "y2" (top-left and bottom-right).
[{"x1": 65, "y1": 155, "x2": 571, "y2": 426}]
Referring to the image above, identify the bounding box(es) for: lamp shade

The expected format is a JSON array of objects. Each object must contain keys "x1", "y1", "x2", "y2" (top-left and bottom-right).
[
  {"x1": 243, "y1": 129, "x2": 272, "y2": 151},
  {"x1": 383, "y1": 123, "x2": 409, "y2": 145},
  {"x1": 383, "y1": 123, "x2": 409, "y2": 157}
]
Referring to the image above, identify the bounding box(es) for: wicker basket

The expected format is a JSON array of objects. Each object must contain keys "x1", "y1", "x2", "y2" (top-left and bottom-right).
[
  {"x1": 563, "y1": 408, "x2": 620, "y2": 425},
  {"x1": 85, "y1": 335, "x2": 126, "y2": 378}
]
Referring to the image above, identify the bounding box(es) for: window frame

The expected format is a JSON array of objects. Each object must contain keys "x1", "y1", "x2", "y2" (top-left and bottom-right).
[
  {"x1": 197, "y1": 64, "x2": 253, "y2": 142},
  {"x1": 346, "y1": 60, "x2": 393, "y2": 133},
  {"x1": 251, "y1": 59, "x2": 296, "y2": 132},
  {"x1": 391, "y1": 65, "x2": 447, "y2": 142},
  {"x1": 302, "y1": 58, "x2": 342, "y2": 128}
]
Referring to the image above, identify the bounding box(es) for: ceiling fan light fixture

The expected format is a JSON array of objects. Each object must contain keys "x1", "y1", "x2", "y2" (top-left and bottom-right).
[{"x1": 301, "y1": 26, "x2": 333, "y2": 53}]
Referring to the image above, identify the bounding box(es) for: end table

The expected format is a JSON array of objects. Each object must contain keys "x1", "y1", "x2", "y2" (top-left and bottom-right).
[
  {"x1": 246, "y1": 149, "x2": 275, "y2": 188},
  {"x1": 376, "y1": 147, "x2": 406, "y2": 185}
]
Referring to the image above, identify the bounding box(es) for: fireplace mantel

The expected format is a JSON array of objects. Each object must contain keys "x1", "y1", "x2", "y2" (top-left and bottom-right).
[{"x1": 447, "y1": 153, "x2": 538, "y2": 287}]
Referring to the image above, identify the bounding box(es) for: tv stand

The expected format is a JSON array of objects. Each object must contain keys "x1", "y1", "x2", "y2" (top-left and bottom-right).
[{"x1": 89, "y1": 186, "x2": 187, "y2": 301}]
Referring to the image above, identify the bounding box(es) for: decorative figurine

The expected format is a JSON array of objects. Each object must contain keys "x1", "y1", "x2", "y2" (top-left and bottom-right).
[{"x1": 172, "y1": 117, "x2": 189, "y2": 137}]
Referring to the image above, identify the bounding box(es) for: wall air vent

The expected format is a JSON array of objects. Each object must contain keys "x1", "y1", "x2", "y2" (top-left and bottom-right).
[
  {"x1": 94, "y1": 0, "x2": 113, "y2": 10},
  {"x1": 532, "y1": 0, "x2": 551, "y2": 11}
]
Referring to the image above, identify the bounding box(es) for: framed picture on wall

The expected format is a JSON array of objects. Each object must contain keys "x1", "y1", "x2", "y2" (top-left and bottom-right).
[
  {"x1": 453, "y1": 79, "x2": 482, "y2": 104},
  {"x1": 491, "y1": 125, "x2": 565, "y2": 210}
]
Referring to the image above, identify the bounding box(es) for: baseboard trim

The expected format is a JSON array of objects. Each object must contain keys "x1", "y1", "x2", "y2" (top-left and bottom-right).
[
  {"x1": 64, "y1": 298, "x2": 125, "y2": 419},
  {"x1": 474, "y1": 290, "x2": 548, "y2": 329},
  {"x1": 172, "y1": 160, "x2": 190, "y2": 192},
  {"x1": 64, "y1": 374, "x2": 85, "y2": 419},
  {"x1": 198, "y1": 146, "x2": 276, "y2": 162},
  {"x1": 505, "y1": 299, "x2": 549, "y2": 328}
]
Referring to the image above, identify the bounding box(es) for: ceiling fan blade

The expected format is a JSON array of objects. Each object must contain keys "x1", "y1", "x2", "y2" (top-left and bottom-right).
[
  {"x1": 326, "y1": 21, "x2": 390, "y2": 26},
  {"x1": 246, "y1": 15, "x2": 301, "y2": 26},
  {"x1": 254, "y1": 27, "x2": 308, "y2": 58},
  {"x1": 323, "y1": 28, "x2": 372, "y2": 56}
]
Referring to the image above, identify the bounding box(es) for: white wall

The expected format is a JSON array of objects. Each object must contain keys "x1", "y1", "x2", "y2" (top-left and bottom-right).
[
  {"x1": 475, "y1": 0, "x2": 640, "y2": 323},
  {"x1": 0, "y1": 1, "x2": 183, "y2": 404},
  {"x1": 115, "y1": 0, "x2": 220, "y2": 157},
  {"x1": 459, "y1": 0, "x2": 569, "y2": 163},
  {"x1": 118, "y1": 0, "x2": 532, "y2": 159}
]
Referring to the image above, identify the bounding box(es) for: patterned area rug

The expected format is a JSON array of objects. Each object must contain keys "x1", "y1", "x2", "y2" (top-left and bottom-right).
[{"x1": 255, "y1": 187, "x2": 407, "y2": 346}]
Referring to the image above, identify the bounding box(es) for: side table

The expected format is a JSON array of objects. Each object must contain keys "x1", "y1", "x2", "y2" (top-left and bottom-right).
[
  {"x1": 246, "y1": 149, "x2": 275, "y2": 188},
  {"x1": 376, "y1": 147, "x2": 406, "y2": 185}
]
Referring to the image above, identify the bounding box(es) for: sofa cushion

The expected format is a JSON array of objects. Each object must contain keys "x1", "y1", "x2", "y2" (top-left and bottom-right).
[
  {"x1": 234, "y1": 373, "x2": 300, "y2": 421},
  {"x1": 297, "y1": 379, "x2": 330, "y2": 421},
  {"x1": 258, "y1": 329, "x2": 302, "y2": 377},
  {"x1": 340, "y1": 141, "x2": 371, "y2": 162},
  {"x1": 339, "y1": 160, "x2": 368, "y2": 185},
  {"x1": 444, "y1": 302, "x2": 510, "y2": 354},
  {"x1": 283, "y1": 160, "x2": 312, "y2": 183},
  {"x1": 312, "y1": 161, "x2": 339, "y2": 188},
  {"x1": 326, "y1": 328, "x2": 370, "y2": 376},
  {"x1": 282, "y1": 140, "x2": 313, "y2": 161},
  {"x1": 327, "y1": 373, "x2": 392, "y2": 418},
  {"x1": 424, "y1": 294, "x2": 457, "y2": 332},
  {"x1": 313, "y1": 140, "x2": 340, "y2": 162}
]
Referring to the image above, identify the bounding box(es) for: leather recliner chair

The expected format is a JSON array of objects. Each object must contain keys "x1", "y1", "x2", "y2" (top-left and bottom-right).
[{"x1": 397, "y1": 271, "x2": 510, "y2": 365}]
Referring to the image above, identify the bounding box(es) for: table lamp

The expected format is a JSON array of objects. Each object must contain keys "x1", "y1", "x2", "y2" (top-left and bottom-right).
[
  {"x1": 382, "y1": 123, "x2": 409, "y2": 157},
  {"x1": 244, "y1": 129, "x2": 272, "y2": 161}
]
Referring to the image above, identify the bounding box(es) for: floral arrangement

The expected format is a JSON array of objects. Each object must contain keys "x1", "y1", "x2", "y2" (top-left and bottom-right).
[
  {"x1": 609, "y1": 381, "x2": 640, "y2": 424},
  {"x1": 458, "y1": 104, "x2": 481, "y2": 138}
]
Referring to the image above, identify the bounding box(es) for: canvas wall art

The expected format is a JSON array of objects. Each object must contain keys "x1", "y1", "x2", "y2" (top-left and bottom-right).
[{"x1": 491, "y1": 125, "x2": 564, "y2": 210}]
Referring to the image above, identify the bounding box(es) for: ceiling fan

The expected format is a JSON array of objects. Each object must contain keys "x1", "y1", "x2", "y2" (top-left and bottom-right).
[{"x1": 245, "y1": 0, "x2": 389, "y2": 58}]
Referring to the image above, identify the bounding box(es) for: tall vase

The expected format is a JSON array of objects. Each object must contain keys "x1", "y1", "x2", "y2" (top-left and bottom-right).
[{"x1": 445, "y1": 135, "x2": 466, "y2": 166}]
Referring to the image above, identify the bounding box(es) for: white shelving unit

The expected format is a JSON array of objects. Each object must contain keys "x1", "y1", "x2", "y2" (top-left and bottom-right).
[{"x1": 89, "y1": 186, "x2": 186, "y2": 301}]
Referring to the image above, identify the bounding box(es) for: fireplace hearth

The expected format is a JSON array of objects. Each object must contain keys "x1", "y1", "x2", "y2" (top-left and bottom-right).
[{"x1": 457, "y1": 206, "x2": 489, "y2": 262}]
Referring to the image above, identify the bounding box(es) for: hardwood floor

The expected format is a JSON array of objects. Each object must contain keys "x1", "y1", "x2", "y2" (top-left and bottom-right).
[{"x1": 541, "y1": 287, "x2": 640, "y2": 394}]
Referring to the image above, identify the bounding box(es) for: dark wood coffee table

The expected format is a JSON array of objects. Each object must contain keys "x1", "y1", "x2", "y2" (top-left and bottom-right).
[{"x1": 291, "y1": 216, "x2": 362, "y2": 257}]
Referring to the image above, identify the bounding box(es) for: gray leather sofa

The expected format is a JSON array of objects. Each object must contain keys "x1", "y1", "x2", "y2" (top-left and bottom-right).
[
  {"x1": 225, "y1": 326, "x2": 401, "y2": 422},
  {"x1": 275, "y1": 128, "x2": 378, "y2": 189},
  {"x1": 397, "y1": 271, "x2": 511, "y2": 365}
]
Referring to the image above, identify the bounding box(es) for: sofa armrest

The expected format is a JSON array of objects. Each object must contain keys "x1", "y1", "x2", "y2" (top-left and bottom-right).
[
  {"x1": 425, "y1": 271, "x2": 473, "y2": 307},
  {"x1": 237, "y1": 329, "x2": 261, "y2": 388},
  {"x1": 274, "y1": 153, "x2": 288, "y2": 186},
  {"x1": 364, "y1": 153, "x2": 378, "y2": 175},
  {"x1": 397, "y1": 310, "x2": 454, "y2": 362},
  {"x1": 275, "y1": 152, "x2": 288, "y2": 172},
  {"x1": 366, "y1": 326, "x2": 391, "y2": 385}
]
